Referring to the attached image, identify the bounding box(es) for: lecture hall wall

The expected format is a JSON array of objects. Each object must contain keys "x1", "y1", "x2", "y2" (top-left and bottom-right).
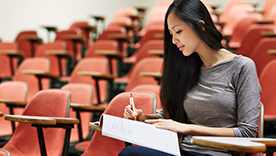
[{"x1": 0, "y1": 0, "x2": 265, "y2": 42}]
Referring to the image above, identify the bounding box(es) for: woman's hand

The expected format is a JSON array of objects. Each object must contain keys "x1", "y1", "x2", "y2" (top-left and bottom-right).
[
  {"x1": 124, "y1": 105, "x2": 144, "y2": 121},
  {"x1": 145, "y1": 119, "x2": 191, "y2": 134}
]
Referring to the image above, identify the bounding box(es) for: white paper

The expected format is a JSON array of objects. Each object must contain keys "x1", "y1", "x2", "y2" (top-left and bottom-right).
[{"x1": 102, "y1": 114, "x2": 181, "y2": 156}]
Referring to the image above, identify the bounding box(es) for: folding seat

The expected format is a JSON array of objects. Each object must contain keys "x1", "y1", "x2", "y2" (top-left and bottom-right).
[
  {"x1": 132, "y1": 25, "x2": 164, "y2": 50},
  {"x1": 61, "y1": 83, "x2": 94, "y2": 143},
  {"x1": 0, "y1": 81, "x2": 27, "y2": 140},
  {"x1": 34, "y1": 40, "x2": 68, "y2": 77},
  {"x1": 1, "y1": 89, "x2": 78, "y2": 156},
  {"x1": 54, "y1": 30, "x2": 83, "y2": 61},
  {"x1": 113, "y1": 7, "x2": 142, "y2": 25},
  {"x1": 250, "y1": 37, "x2": 276, "y2": 76},
  {"x1": 219, "y1": 4, "x2": 254, "y2": 36},
  {"x1": 12, "y1": 57, "x2": 52, "y2": 101},
  {"x1": 66, "y1": 57, "x2": 110, "y2": 105},
  {"x1": 226, "y1": 12, "x2": 262, "y2": 49},
  {"x1": 115, "y1": 40, "x2": 163, "y2": 84},
  {"x1": 236, "y1": 24, "x2": 274, "y2": 57},
  {"x1": 216, "y1": 0, "x2": 246, "y2": 23},
  {"x1": 15, "y1": 30, "x2": 42, "y2": 58},
  {"x1": 80, "y1": 91, "x2": 157, "y2": 156},
  {"x1": 259, "y1": 59, "x2": 276, "y2": 137},
  {"x1": 84, "y1": 40, "x2": 119, "y2": 76},
  {"x1": 259, "y1": 0, "x2": 276, "y2": 20},
  {"x1": 135, "y1": 3, "x2": 167, "y2": 38},
  {"x1": 73, "y1": 57, "x2": 163, "y2": 152},
  {"x1": 123, "y1": 57, "x2": 163, "y2": 92},
  {"x1": 68, "y1": 21, "x2": 95, "y2": 48},
  {"x1": 97, "y1": 26, "x2": 128, "y2": 54},
  {"x1": 0, "y1": 42, "x2": 22, "y2": 82}
]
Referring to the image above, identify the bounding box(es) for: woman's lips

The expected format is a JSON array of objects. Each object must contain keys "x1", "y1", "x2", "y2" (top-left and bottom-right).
[{"x1": 178, "y1": 45, "x2": 184, "y2": 51}]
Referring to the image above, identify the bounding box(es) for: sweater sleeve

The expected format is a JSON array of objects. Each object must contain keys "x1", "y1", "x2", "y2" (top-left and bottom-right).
[{"x1": 232, "y1": 58, "x2": 262, "y2": 137}]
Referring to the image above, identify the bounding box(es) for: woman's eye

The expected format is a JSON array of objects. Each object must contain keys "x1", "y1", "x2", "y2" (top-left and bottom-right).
[{"x1": 176, "y1": 30, "x2": 182, "y2": 34}]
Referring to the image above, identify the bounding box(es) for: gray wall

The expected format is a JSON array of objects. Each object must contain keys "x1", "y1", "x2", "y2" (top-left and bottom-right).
[{"x1": 0, "y1": 0, "x2": 266, "y2": 42}]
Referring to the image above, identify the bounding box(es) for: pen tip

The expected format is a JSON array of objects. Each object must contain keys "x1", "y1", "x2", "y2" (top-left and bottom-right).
[{"x1": 129, "y1": 93, "x2": 133, "y2": 97}]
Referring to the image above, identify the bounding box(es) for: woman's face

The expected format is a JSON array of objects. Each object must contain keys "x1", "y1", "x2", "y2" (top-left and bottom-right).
[{"x1": 167, "y1": 12, "x2": 202, "y2": 56}]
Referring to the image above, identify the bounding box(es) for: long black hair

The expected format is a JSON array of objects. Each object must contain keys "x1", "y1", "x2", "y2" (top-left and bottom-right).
[{"x1": 160, "y1": 0, "x2": 224, "y2": 123}]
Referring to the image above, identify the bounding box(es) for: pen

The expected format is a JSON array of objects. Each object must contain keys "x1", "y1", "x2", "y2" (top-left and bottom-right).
[{"x1": 129, "y1": 93, "x2": 137, "y2": 121}]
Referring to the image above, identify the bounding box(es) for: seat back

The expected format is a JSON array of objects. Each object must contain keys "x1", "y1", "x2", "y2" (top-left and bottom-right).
[
  {"x1": 135, "y1": 25, "x2": 164, "y2": 49},
  {"x1": 227, "y1": 13, "x2": 262, "y2": 48},
  {"x1": 84, "y1": 40, "x2": 119, "y2": 76},
  {"x1": 81, "y1": 91, "x2": 156, "y2": 156},
  {"x1": 124, "y1": 57, "x2": 163, "y2": 92},
  {"x1": 236, "y1": 24, "x2": 274, "y2": 57},
  {"x1": 259, "y1": 59, "x2": 276, "y2": 117},
  {"x1": 68, "y1": 21, "x2": 94, "y2": 47},
  {"x1": 54, "y1": 30, "x2": 82, "y2": 60},
  {"x1": 250, "y1": 38, "x2": 276, "y2": 76},
  {"x1": 221, "y1": 4, "x2": 254, "y2": 35},
  {"x1": 0, "y1": 81, "x2": 27, "y2": 136},
  {"x1": 97, "y1": 26, "x2": 126, "y2": 41},
  {"x1": 12, "y1": 57, "x2": 51, "y2": 101},
  {"x1": 219, "y1": 0, "x2": 246, "y2": 23},
  {"x1": 2, "y1": 89, "x2": 71, "y2": 156},
  {"x1": 0, "y1": 42, "x2": 18, "y2": 78},
  {"x1": 35, "y1": 41, "x2": 67, "y2": 76},
  {"x1": 61, "y1": 83, "x2": 94, "y2": 142},
  {"x1": 15, "y1": 30, "x2": 38, "y2": 58},
  {"x1": 69, "y1": 57, "x2": 108, "y2": 105},
  {"x1": 262, "y1": 0, "x2": 276, "y2": 20}
]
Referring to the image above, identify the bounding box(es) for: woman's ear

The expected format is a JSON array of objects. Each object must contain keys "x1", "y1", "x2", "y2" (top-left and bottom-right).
[{"x1": 199, "y1": 20, "x2": 205, "y2": 31}]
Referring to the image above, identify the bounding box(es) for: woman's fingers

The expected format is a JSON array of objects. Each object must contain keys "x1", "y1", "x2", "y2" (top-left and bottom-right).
[{"x1": 124, "y1": 105, "x2": 137, "y2": 119}]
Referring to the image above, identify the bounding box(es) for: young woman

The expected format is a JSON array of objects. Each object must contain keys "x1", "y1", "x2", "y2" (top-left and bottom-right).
[{"x1": 119, "y1": 0, "x2": 261, "y2": 155}]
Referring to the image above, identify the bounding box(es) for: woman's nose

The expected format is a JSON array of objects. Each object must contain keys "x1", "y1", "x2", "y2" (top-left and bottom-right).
[{"x1": 172, "y1": 35, "x2": 177, "y2": 45}]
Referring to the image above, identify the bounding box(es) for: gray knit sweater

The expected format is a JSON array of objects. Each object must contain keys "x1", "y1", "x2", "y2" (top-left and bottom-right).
[{"x1": 158, "y1": 55, "x2": 262, "y2": 155}]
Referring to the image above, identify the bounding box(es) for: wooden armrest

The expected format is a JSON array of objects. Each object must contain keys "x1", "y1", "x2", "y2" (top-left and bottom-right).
[
  {"x1": 210, "y1": 4, "x2": 220, "y2": 10},
  {"x1": 90, "y1": 15, "x2": 105, "y2": 21},
  {"x1": 140, "y1": 72, "x2": 162, "y2": 78},
  {"x1": 222, "y1": 34, "x2": 232, "y2": 41},
  {"x1": 192, "y1": 136, "x2": 267, "y2": 153},
  {"x1": 261, "y1": 31, "x2": 276, "y2": 37},
  {"x1": 89, "y1": 122, "x2": 102, "y2": 132},
  {"x1": 4, "y1": 115, "x2": 56, "y2": 125},
  {"x1": 154, "y1": 34, "x2": 163, "y2": 39},
  {"x1": 0, "y1": 99, "x2": 27, "y2": 107},
  {"x1": 133, "y1": 6, "x2": 147, "y2": 12},
  {"x1": 70, "y1": 103, "x2": 106, "y2": 112},
  {"x1": 214, "y1": 22, "x2": 226, "y2": 27},
  {"x1": 63, "y1": 35, "x2": 86, "y2": 43},
  {"x1": 41, "y1": 26, "x2": 58, "y2": 32},
  {"x1": 78, "y1": 71, "x2": 116, "y2": 80},
  {"x1": 95, "y1": 50, "x2": 123, "y2": 59},
  {"x1": 148, "y1": 50, "x2": 164, "y2": 55},
  {"x1": 20, "y1": 35, "x2": 43, "y2": 43},
  {"x1": 51, "y1": 117, "x2": 79, "y2": 124},
  {"x1": 77, "y1": 25, "x2": 97, "y2": 32},
  {"x1": 108, "y1": 34, "x2": 134, "y2": 42},
  {"x1": 127, "y1": 14, "x2": 143, "y2": 20},
  {"x1": 119, "y1": 24, "x2": 140, "y2": 32},
  {"x1": 0, "y1": 112, "x2": 3, "y2": 117},
  {"x1": 45, "y1": 50, "x2": 74, "y2": 58},
  {"x1": 22, "y1": 69, "x2": 59, "y2": 79},
  {"x1": 267, "y1": 49, "x2": 276, "y2": 54},
  {"x1": 253, "y1": 20, "x2": 274, "y2": 24},
  {"x1": 0, "y1": 50, "x2": 25, "y2": 57}
]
